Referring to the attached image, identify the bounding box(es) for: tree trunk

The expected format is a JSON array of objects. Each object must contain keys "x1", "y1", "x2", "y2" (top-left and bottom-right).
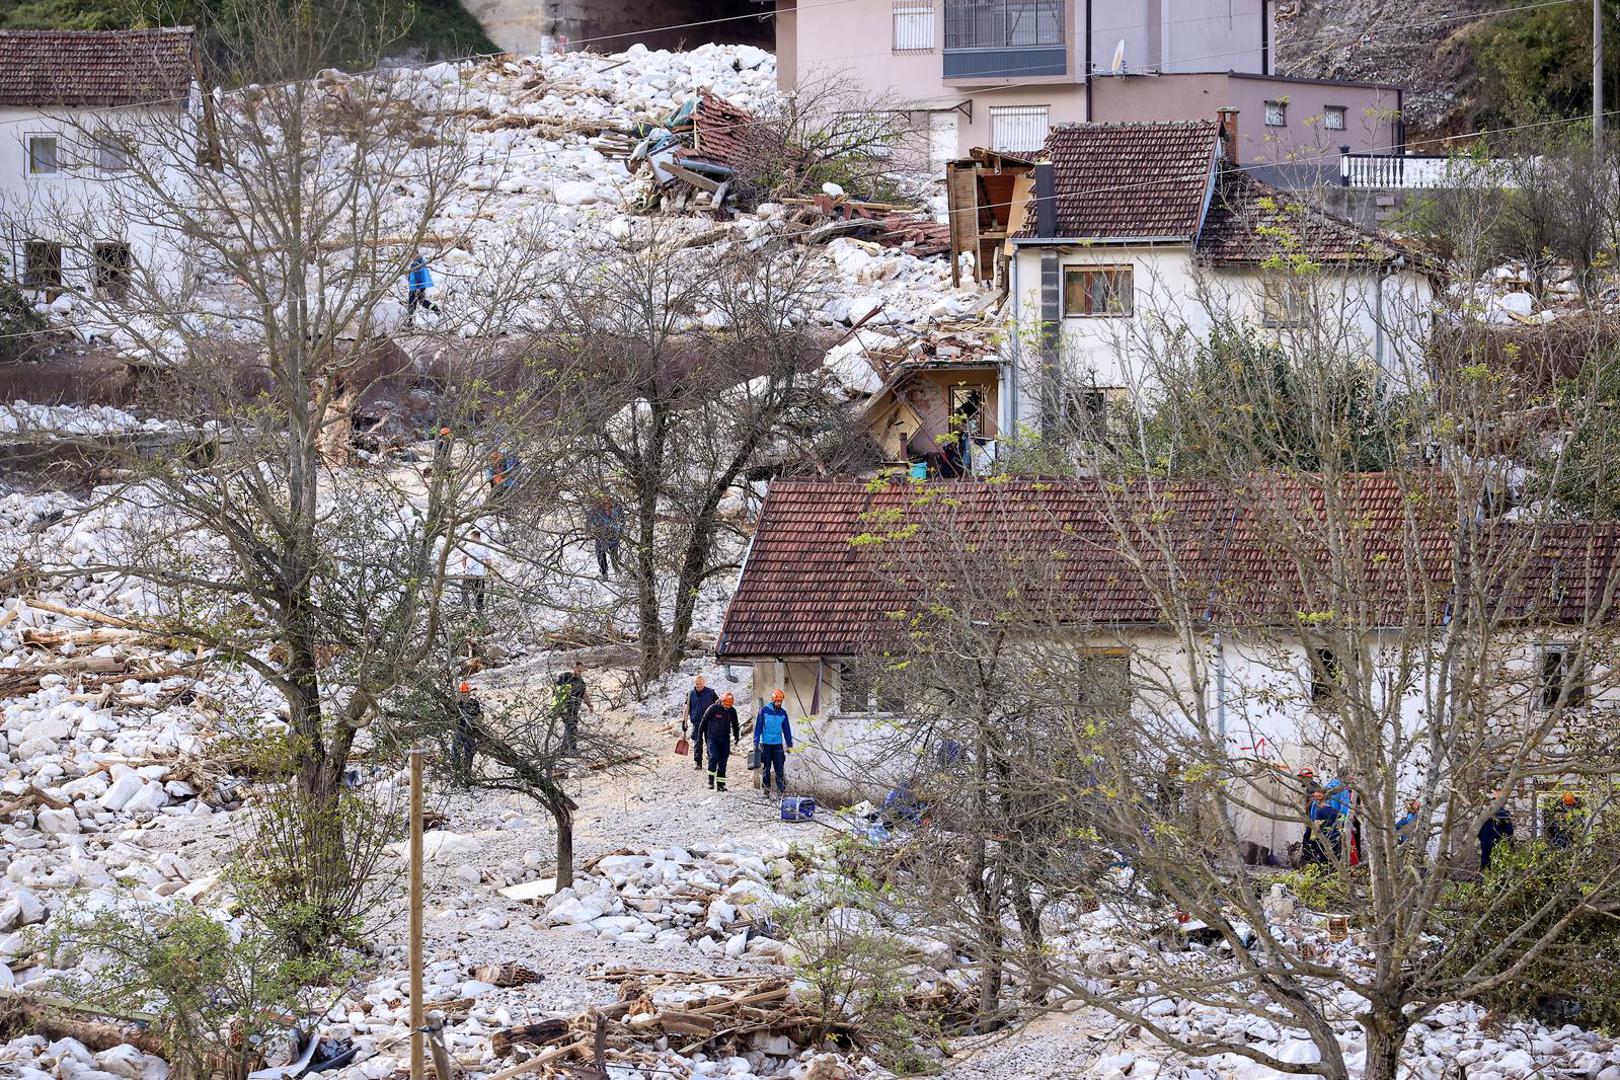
[
  {"x1": 1361, "y1": 1009, "x2": 1409, "y2": 1080},
  {"x1": 551, "y1": 797, "x2": 575, "y2": 889}
]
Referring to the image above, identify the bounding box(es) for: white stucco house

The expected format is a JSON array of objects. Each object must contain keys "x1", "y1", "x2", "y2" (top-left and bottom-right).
[
  {"x1": 0, "y1": 28, "x2": 200, "y2": 300},
  {"x1": 995, "y1": 114, "x2": 1433, "y2": 436},
  {"x1": 717, "y1": 476, "x2": 1619, "y2": 853}
]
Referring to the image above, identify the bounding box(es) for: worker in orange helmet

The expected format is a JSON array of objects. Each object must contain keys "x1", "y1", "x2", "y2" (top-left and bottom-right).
[
  {"x1": 698, "y1": 691, "x2": 741, "y2": 792},
  {"x1": 454, "y1": 680, "x2": 481, "y2": 779}
]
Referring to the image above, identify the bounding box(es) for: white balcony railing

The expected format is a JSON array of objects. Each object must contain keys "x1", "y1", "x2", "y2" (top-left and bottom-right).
[{"x1": 1340, "y1": 152, "x2": 1516, "y2": 190}]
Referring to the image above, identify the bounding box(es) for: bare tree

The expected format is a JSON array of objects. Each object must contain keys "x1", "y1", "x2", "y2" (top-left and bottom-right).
[{"x1": 529, "y1": 229, "x2": 852, "y2": 682}]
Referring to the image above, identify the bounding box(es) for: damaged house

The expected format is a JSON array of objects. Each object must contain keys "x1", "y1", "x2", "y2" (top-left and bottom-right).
[{"x1": 717, "y1": 475, "x2": 1620, "y2": 851}]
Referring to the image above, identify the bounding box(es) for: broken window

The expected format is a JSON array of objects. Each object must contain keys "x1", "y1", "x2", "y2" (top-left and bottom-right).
[
  {"x1": 1063, "y1": 387, "x2": 1108, "y2": 438},
  {"x1": 1262, "y1": 278, "x2": 1309, "y2": 327},
  {"x1": 1063, "y1": 266, "x2": 1133, "y2": 317},
  {"x1": 1323, "y1": 105, "x2": 1347, "y2": 132},
  {"x1": 893, "y1": 0, "x2": 936, "y2": 51},
  {"x1": 1265, "y1": 100, "x2": 1287, "y2": 127},
  {"x1": 22, "y1": 240, "x2": 62, "y2": 290},
  {"x1": 26, "y1": 135, "x2": 58, "y2": 175},
  {"x1": 1540, "y1": 646, "x2": 1586, "y2": 710},
  {"x1": 988, "y1": 104, "x2": 1049, "y2": 153},
  {"x1": 1310, "y1": 647, "x2": 1341, "y2": 703},
  {"x1": 93, "y1": 241, "x2": 132, "y2": 297},
  {"x1": 838, "y1": 659, "x2": 903, "y2": 714}
]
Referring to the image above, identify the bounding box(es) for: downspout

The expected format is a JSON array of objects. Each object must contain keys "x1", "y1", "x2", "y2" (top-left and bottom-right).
[
  {"x1": 1214, "y1": 630, "x2": 1227, "y2": 743},
  {"x1": 1035, "y1": 163, "x2": 1061, "y2": 433},
  {"x1": 1083, "y1": 0, "x2": 1093, "y2": 121},
  {"x1": 1374, "y1": 263, "x2": 1389, "y2": 373},
  {"x1": 1260, "y1": 0, "x2": 1271, "y2": 76},
  {"x1": 1004, "y1": 254, "x2": 1020, "y2": 440}
]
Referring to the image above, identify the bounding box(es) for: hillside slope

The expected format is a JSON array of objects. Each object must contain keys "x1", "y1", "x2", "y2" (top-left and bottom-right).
[{"x1": 0, "y1": 0, "x2": 495, "y2": 60}]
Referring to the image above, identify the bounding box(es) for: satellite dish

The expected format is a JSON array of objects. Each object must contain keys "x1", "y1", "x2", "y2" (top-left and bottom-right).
[{"x1": 1111, "y1": 39, "x2": 1126, "y2": 74}]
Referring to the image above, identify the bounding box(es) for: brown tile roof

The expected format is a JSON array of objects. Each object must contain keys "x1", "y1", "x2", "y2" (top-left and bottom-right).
[
  {"x1": 1197, "y1": 169, "x2": 1405, "y2": 266},
  {"x1": 0, "y1": 28, "x2": 196, "y2": 108},
  {"x1": 678, "y1": 89, "x2": 755, "y2": 171},
  {"x1": 717, "y1": 476, "x2": 1620, "y2": 658},
  {"x1": 1011, "y1": 120, "x2": 1219, "y2": 241}
]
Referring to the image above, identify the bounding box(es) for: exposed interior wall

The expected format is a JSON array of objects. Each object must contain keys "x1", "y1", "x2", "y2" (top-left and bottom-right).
[{"x1": 473, "y1": 0, "x2": 774, "y2": 61}]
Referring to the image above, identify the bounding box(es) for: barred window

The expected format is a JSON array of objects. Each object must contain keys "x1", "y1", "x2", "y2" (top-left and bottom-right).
[
  {"x1": 1323, "y1": 105, "x2": 1347, "y2": 131},
  {"x1": 988, "y1": 103, "x2": 1049, "y2": 153},
  {"x1": 894, "y1": 1, "x2": 936, "y2": 51},
  {"x1": 1265, "y1": 100, "x2": 1287, "y2": 127}
]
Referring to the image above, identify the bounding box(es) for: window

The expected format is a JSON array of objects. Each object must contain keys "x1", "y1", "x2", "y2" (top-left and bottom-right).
[
  {"x1": 944, "y1": 0, "x2": 1063, "y2": 50},
  {"x1": 1262, "y1": 279, "x2": 1309, "y2": 327},
  {"x1": 26, "y1": 135, "x2": 58, "y2": 175},
  {"x1": 1323, "y1": 105, "x2": 1347, "y2": 132},
  {"x1": 893, "y1": 1, "x2": 936, "y2": 51},
  {"x1": 94, "y1": 241, "x2": 132, "y2": 298},
  {"x1": 22, "y1": 240, "x2": 62, "y2": 290},
  {"x1": 1063, "y1": 387, "x2": 1107, "y2": 436},
  {"x1": 1264, "y1": 100, "x2": 1287, "y2": 127},
  {"x1": 988, "y1": 104, "x2": 1050, "y2": 153},
  {"x1": 94, "y1": 132, "x2": 133, "y2": 172},
  {"x1": 1077, "y1": 649, "x2": 1131, "y2": 721},
  {"x1": 1063, "y1": 266, "x2": 1133, "y2": 317},
  {"x1": 838, "y1": 659, "x2": 903, "y2": 714},
  {"x1": 1310, "y1": 648, "x2": 1341, "y2": 703},
  {"x1": 1540, "y1": 646, "x2": 1586, "y2": 710}
]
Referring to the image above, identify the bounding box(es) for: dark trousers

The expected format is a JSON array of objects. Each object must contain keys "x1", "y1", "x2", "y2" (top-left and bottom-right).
[
  {"x1": 594, "y1": 537, "x2": 620, "y2": 577},
  {"x1": 706, "y1": 740, "x2": 730, "y2": 790},
  {"x1": 691, "y1": 719, "x2": 705, "y2": 765},
  {"x1": 454, "y1": 719, "x2": 475, "y2": 778},
  {"x1": 759, "y1": 743, "x2": 787, "y2": 792},
  {"x1": 461, "y1": 576, "x2": 485, "y2": 613},
  {"x1": 407, "y1": 288, "x2": 437, "y2": 320},
  {"x1": 562, "y1": 706, "x2": 579, "y2": 753}
]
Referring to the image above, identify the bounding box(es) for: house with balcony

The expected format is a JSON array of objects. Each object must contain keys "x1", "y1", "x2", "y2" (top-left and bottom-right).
[
  {"x1": 995, "y1": 114, "x2": 1432, "y2": 434},
  {"x1": 759, "y1": 0, "x2": 1403, "y2": 172},
  {"x1": 0, "y1": 28, "x2": 200, "y2": 300}
]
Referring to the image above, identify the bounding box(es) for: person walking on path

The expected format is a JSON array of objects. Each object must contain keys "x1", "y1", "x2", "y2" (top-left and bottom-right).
[
  {"x1": 453, "y1": 680, "x2": 481, "y2": 780},
  {"x1": 405, "y1": 254, "x2": 437, "y2": 325},
  {"x1": 554, "y1": 661, "x2": 589, "y2": 753},
  {"x1": 686, "y1": 675, "x2": 718, "y2": 772},
  {"x1": 1479, "y1": 790, "x2": 1515, "y2": 871},
  {"x1": 699, "y1": 692, "x2": 740, "y2": 791},
  {"x1": 459, "y1": 529, "x2": 490, "y2": 615},
  {"x1": 586, "y1": 492, "x2": 623, "y2": 578},
  {"x1": 753, "y1": 688, "x2": 793, "y2": 799}
]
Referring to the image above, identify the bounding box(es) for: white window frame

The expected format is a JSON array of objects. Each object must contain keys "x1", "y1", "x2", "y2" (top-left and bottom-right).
[
  {"x1": 988, "y1": 103, "x2": 1050, "y2": 154},
  {"x1": 25, "y1": 134, "x2": 59, "y2": 176},
  {"x1": 93, "y1": 131, "x2": 133, "y2": 174},
  {"x1": 1262, "y1": 278, "x2": 1310, "y2": 328},
  {"x1": 1264, "y1": 100, "x2": 1287, "y2": 127},
  {"x1": 1062, "y1": 265, "x2": 1135, "y2": 318},
  {"x1": 893, "y1": 0, "x2": 936, "y2": 52},
  {"x1": 1323, "y1": 105, "x2": 1347, "y2": 132}
]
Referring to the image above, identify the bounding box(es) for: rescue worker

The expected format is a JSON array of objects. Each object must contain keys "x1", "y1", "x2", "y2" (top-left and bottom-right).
[
  {"x1": 686, "y1": 675, "x2": 718, "y2": 771},
  {"x1": 453, "y1": 681, "x2": 480, "y2": 779},
  {"x1": 1303, "y1": 789, "x2": 1342, "y2": 866},
  {"x1": 753, "y1": 688, "x2": 794, "y2": 799},
  {"x1": 699, "y1": 691, "x2": 740, "y2": 791},
  {"x1": 1546, "y1": 790, "x2": 1582, "y2": 849},
  {"x1": 554, "y1": 661, "x2": 588, "y2": 753},
  {"x1": 1479, "y1": 790, "x2": 1515, "y2": 870}
]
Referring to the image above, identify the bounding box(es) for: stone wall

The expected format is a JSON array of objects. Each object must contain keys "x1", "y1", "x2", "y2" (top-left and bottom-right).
[{"x1": 470, "y1": 0, "x2": 772, "y2": 60}]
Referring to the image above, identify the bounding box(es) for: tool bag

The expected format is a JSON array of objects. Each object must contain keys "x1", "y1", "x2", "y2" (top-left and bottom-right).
[
  {"x1": 747, "y1": 748, "x2": 760, "y2": 770},
  {"x1": 780, "y1": 796, "x2": 816, "y2": 822}
]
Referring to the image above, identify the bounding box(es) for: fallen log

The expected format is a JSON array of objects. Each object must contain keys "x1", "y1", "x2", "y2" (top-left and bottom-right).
[
  {"x1": 0, "y1": 787, "x2": 71, "y2": 818},
  {"x1": 22, "y1": 626, "x2": 151, "y2": 648},
  {"x1": 19, "y1": 597, "x2": 136, "y2": 628},
  {"x1": 0, "y1": 992, "x2": 166, "y2": 1055},
  {"x1": 490, "y1": 1017, "x2": 571, "y2": 1057}
]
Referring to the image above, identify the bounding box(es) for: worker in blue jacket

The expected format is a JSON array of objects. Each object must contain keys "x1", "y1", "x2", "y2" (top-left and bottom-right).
[
  {"x1": 405, "y1": 254, "x2": 437, "y2": 324},
  {"x1": 685, "y1": 675, "x2": 718, "y2": 772},
  {"x1": 754, "y1": 689, "x2": 794, "y2": 798}
]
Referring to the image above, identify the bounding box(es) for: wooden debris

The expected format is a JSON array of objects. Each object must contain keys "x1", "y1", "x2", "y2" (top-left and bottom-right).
[
  {"x1": 490, "y1": 1018, "x2": 570, "y2": 1057},
  {"x1": 0, "y1": 786, "x2": 70, "y2": 819},
  {"x1": 474, "y1": 963, "x2": 543, "y2": 988}
]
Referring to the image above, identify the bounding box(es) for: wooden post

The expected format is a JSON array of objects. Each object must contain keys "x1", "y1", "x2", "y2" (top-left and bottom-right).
[{"x1": 409, "y1": 747, "x2": 426, "y2": 1080}]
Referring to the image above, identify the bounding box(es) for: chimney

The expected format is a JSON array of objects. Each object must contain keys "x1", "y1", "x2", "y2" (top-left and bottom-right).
[
  {"x1": 1216, "y1": 108, "x2": 1239, "y2": 165},
  {"x1": 1034, "y1": 161, "x2": 1057, "y2": 238}
]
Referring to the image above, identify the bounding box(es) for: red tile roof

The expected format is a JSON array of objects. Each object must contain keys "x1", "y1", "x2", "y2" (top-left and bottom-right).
[
  {"x1": 1197, "y1": 169, "x2": 1404, "y2": 266},
  {"x1": 717, "y1": 476, "x2": 1620, "y2": 658},
  {"x1": 679, "y1": 89, "x2": 755, "y2": 171},
  {"x1": 0, "y1": 28, "x2": 196, "y2": 107},
  {"x1": 1012, "y1": 120, "x2": 1220, "y2": 241}
]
